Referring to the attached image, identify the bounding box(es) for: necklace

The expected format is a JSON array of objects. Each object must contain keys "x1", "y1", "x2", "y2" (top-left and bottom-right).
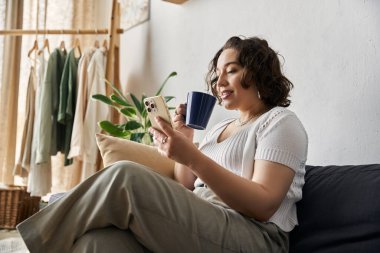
[{"x1": 234, "y1": 110, "x2": 267, "y2": 127}]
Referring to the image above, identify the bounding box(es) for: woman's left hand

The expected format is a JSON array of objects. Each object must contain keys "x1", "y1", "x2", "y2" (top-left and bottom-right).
[{"x1": 149, "y1": 116, "x2": 200, "y2": 167}]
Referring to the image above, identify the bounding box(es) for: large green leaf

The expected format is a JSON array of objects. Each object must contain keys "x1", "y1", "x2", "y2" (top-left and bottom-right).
[
  {"x1": 120, "y1": 107, "x2": 137, "y2": 117},
  {"x1": 130, "y1": 132, "x2": 146, "y2": 143},
  {"x1": 145, "y1": 119, "x2": 152, "y2": 128},
  {"x1": 156, "y1": 71, "x2": 177, "y2": 96},
  {"x1": 130, "y1": 93, "x2": 143, "y2": 114},
  {"x1": 104, "y1": 79, "x2": 129, "y2": 102},
  {"x1": 145, "y1": 118, "x2": 152, "y2": 129},
  {"x1": 164, "y1": 96, "x2": 175, "y2": 103},
  {"x1": 111, "y1": 94, "x2": 131, "y2": 107},
  {"x1": 141, "y1": 109, "x2": 148, "y2": 119},
  {"x1": 92, "y1": 94, "x2": 114, "y2": 106},
  {"x1": 124, "y1": 120, "x2": 142, "y2": 131},
  {"x1": 140, "y1": 94, "x2": 148, "y2": 118},
  {"x1": 98, "y1": 121, "x2": 128, "y2": 137}
]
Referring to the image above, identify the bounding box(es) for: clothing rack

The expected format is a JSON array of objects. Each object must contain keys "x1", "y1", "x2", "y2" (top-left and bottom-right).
[
  {"x1": 0, "y1": 0, "x2": 123, "y2": 103},
  {"x1": 1, "y1": 0, "x2": 123, "y2": 175},
  {"x1": 0, "y1": 29, "x2": 122, "y2": 36}
]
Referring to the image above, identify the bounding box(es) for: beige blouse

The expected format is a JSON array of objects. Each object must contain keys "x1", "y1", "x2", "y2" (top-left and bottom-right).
[{"x1": 13, "y1": 65, "x2": 37, "y2": 178}]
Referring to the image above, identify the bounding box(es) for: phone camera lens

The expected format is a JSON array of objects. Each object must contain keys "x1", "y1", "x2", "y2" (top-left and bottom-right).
[
  {"x1": 151, "y1": 104, "x2": 155, "y2": 108},
  {"x1": 147, "y1": 108, "x2": 151, "y2": 112},
  {"x1": 144, "y1": 101, "x2": 149, "y2": 106}
]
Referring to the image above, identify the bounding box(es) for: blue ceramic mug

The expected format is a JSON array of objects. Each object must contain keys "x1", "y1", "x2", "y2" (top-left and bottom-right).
[{"x1": 186, "y1": 91, "x2": 216, "y2": 130}]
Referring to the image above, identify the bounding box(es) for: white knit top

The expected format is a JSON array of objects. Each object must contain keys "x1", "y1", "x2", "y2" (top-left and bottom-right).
[{"x1": 195, "y1": 107, "x2": 308, "y2": 232}]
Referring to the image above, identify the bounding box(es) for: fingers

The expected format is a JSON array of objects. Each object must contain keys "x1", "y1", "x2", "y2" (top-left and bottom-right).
[
  {"x1": 155, "y1": 116, "x2": 174, "y2": 137},
  {"x1": 173, "y1": 103, "x2": 187, "y2": 126},
  {"x1": 174, "y1": 103, "x2": 187, "y2": 117},
  {"x1": 173, "y1": 114, "x2": 185, "y2": 125},
  {"x1": 149, "y1": 103, "x2": 188, "y2": 146},
  {"x1": 148, "y1": 127, "x2": 168, "y2": 146},
  {"x1": 174, "y1": 103, "x2": 187, "y2": 120},
  {"x1": 148, "y1": 116, "x2": 173, "y2": 145}
]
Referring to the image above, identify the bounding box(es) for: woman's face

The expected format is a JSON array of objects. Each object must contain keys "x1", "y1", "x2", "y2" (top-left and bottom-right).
[{"x1": 216, "y1": 48, "x2": 257, "y2": 111}]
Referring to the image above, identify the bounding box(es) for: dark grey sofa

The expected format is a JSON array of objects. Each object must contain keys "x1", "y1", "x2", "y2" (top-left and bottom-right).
[{"x1": 289, "y1": 164, "x2": 380, "y2": 253}]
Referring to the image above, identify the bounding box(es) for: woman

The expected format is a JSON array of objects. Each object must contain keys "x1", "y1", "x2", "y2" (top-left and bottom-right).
[{"x1": 18, "y1": 36, "x2": 308, "y2": 253}]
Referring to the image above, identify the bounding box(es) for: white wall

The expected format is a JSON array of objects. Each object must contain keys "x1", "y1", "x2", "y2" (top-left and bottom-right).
[{"x1": 116, "y1": 0, "x2": 380, "y2": 166}]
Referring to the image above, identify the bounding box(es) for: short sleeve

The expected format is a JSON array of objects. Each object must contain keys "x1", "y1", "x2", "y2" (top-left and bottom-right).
[{"x1": 255, "y1": 111, "x2": 308, "y2": 172}]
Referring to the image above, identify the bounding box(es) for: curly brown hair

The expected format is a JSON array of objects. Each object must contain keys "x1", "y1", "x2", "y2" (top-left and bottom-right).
[{"x1": 206, "y1": 36, "x2": 293, "y2": 107}]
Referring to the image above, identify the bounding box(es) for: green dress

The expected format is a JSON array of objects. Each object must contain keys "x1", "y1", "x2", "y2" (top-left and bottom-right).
[
  {"x1": 58, "y1": 49, "x2": 80, "y2": 165},
  {"x1": 35, "y1": 48, "x2": 67, "y2": 165}
]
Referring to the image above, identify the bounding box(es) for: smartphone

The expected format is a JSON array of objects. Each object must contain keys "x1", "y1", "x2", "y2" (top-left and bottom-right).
[{"x1": 143, "y1": 95, "x2": 173, "y2": 130}]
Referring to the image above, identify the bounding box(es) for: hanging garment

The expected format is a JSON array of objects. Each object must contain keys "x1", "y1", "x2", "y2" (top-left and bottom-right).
[
  {"x1": 13, "y1": 65, "x2": 37, "y2": 178},
  {"x1": 53, "y1": 49, "x2": 68, "y2": 155},
  {"x1": 69, "y1": 47, "x2": 109, "y2": 180},
  {"x1": 68, "y1": 47, "x2": 96, "y2": 160},
  {"x1": 57, "y1": 49, "x2": 81, "y2": 166},
  {"x1": 35, "y1": 48, "x2": 67, "y2": 164},
  {"x1": 27, "y1": 52, "x2": 51, "y2": 197}
]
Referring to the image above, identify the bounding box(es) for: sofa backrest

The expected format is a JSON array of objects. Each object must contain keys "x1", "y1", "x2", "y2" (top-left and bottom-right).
[{"x1": 289, "y1": 164, "x2": 380, "y2": 253}]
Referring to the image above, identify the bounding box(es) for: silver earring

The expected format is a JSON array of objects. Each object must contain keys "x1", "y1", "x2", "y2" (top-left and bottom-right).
[{"x1": 257, "y1": 91, "x2": 261, "y2": 100}]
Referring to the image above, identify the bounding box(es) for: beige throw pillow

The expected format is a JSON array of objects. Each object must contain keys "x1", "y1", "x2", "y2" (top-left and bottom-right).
[{"x1": 96, "y1": 133, "x2": 175, "y2": 179}]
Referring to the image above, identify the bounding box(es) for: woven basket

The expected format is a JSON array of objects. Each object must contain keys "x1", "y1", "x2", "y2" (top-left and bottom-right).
[{"x1": 0, "y1": 185, "x2": 40, "y2": 229}]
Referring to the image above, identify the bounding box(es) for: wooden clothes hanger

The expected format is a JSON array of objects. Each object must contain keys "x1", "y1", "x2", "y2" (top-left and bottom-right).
[
  {"x1": 94, "y1": 39, "x2": 100, "y2": 48},
  {"x1": 38, "y1": 38, "x2": 50, "y2": 55},
  {"x1": 103, "y1": 39, "x2": 108, "y2": 50},
  {"x1": 27, "y1": 39, "x2": 39, "y2": 58},
  {"x1": 42, "y1": 38, "x2": 50, "y2": 54},
  {"x1": 28, "y1": 0, "x2": 39, "y2": 59},
  {"x1": 74, "y1": 37, "x2": 81, "y2": 58},
  {"x1": 59, "y1": 40, "x2": 66, "y2": 52}
]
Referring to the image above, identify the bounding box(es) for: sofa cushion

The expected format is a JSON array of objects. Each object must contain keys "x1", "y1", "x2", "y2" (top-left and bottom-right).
[
  {"x1": 289, "y1": 164, "x2": 380, "y2": 253},
  {"x1": 95, "y1": 133, "x2": 175, "y2": 178}
]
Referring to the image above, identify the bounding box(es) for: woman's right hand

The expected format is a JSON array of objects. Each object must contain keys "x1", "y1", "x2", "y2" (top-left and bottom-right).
[{"x1": 173, "y1": 103, "x2": 194, "y2": 141}]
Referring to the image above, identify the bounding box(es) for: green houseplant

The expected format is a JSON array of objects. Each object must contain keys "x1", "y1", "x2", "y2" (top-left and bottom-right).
[{"x1": 92, "y1": 71, "x2": 177, "y2": 145}]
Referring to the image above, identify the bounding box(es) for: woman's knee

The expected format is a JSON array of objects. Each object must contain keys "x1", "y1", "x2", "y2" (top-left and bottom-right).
[
  {"x1": 100, "y1": 161, "x2": 177, "y2": 207},
  {"x1": 103, "y1": 161, "x2": 156, "y2": 189},
  {"x1": 105, "y1": 161, "x2": 150, "y2": 179}
]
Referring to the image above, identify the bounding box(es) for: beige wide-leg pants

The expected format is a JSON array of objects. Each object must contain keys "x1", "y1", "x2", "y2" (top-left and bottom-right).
[{"x1": 17, "y1": 161, "x2": 288, "y2": 253}]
